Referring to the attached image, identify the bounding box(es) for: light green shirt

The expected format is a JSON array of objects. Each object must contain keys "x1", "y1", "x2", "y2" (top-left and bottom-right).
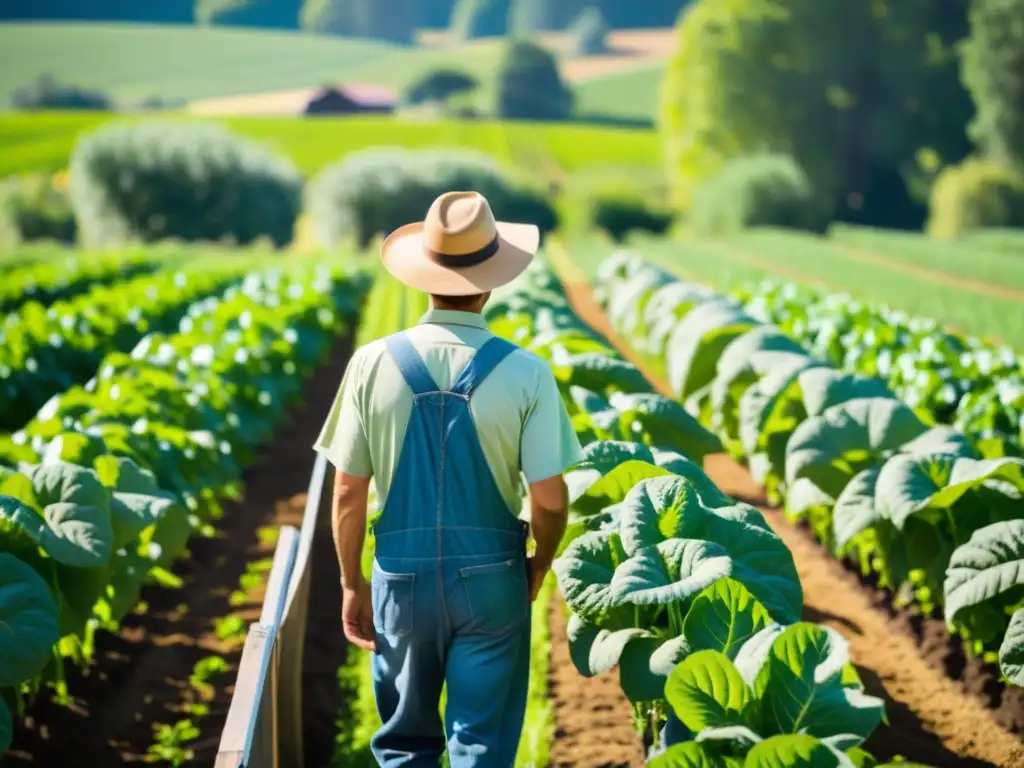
[{"x1": 314, "y1": 308, "x2": 584, "y2": 512}]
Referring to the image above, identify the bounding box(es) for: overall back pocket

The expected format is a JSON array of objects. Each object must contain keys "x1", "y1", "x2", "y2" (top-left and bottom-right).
[
  {"x1": 371, "y1": 563, "x2": 415, "y2": 638},
  {"x1": 460, "y1": 558, "x2": 528, "y2": 635}
]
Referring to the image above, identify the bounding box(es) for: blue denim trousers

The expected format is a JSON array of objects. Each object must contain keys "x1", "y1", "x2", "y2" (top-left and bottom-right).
[{"x1": 368, "y1": 332, "x2": 532, "y2": 767}]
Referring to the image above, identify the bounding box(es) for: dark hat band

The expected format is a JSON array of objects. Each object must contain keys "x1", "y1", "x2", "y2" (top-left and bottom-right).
[{"x1": 426, "y1": 235, "x2": 500, "y2": 268}]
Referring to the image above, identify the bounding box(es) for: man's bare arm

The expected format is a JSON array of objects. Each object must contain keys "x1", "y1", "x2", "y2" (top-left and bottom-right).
[
  {"x1": 332, "y1": 471, "x2": 372, "y2": 587},
  {"x1": 332, "y1": 470, "x2": 375, "y2": 650},
  {"x1": 528, "y1": 474, "x2": 569, "y2": 570}
]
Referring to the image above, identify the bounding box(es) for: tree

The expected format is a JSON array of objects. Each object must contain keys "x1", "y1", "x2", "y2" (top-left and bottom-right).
[
  {"x1": 660, "y1": 0, "x2": 974, "y2": 229},
  {"x1": 962, "y1": 0, "x2": 1024, "y2": 171},
  {"x1": 450, "y1": 0, "x2": 510, "y2": 39},
  {"x1": 403, "y1": 69, "x2": 479, "y2": 105},
  {"x1": 495, "y1": 39, "x2": 573, "y2": 120},
  {"x1": 301, "y1": 0, "x2": 418, "y2": 43},
  {"x1": 196, "y1": 0, "x2": 301, "y2": 28},
  {"x1": 508, "y1": 0, "x2": 585, "y2": 33},
  {"x1": 420, "y1": 0, "x2": 458, "y2": 28},
  {"x1": 592, "y1": 0, "x2": 689, "y2": 28},
  {"x1": 570, "y1": 6, "x2": 609, "y2": 56}
]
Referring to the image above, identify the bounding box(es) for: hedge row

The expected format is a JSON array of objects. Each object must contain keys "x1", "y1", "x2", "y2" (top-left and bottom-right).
[{"x1": 7, "y1": 120, "x2": 1018, "y2": 248}]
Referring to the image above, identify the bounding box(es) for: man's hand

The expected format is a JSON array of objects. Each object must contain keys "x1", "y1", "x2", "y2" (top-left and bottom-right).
[
  {"x1": 525, "y1": 556, "x2": 549, "y2": 602},
  {"x1": 342, "y1": 581, "x2": 376, "y2": 651}
]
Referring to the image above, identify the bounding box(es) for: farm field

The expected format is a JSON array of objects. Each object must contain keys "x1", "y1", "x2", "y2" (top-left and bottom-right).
[
  {"x1": 567, "y1": 244, "x2": 1024, "y2": 759},
  {"x1": 593, "y1": 231, "x2": 1024, "y2": 349},
  {"x1": 0, "y1": 23, "x2": 506, "y2": 107},
  {"x1": 0, "y1": 111, "x2": 661, "y2": 179},
  {"x1": 572, "y1": 63, "x2": 664, "y2": 123},
  {"x1": 3, "y1": 243, "x2": 1024, "y2": 767}
]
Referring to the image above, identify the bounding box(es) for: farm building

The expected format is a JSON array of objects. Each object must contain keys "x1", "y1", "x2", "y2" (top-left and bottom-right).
[{"x1": 186, "y1": 83, "x2": 396, "y2": 116}]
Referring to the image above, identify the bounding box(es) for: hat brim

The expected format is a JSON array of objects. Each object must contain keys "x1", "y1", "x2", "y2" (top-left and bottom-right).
[{"x1": 380, "y1": 221, "x2": 539, "y2": 296}]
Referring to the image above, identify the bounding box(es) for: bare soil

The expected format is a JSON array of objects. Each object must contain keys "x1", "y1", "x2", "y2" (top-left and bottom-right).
[
  {"x1": 557, "y1": 276, "x2": 1024, "y2": 768},
  {"x1": 3, "y1": 335, "x2": 353, "y2": 767},
  {"x1": 547, "y1": 594, "x2": 646, "y2": 768}
]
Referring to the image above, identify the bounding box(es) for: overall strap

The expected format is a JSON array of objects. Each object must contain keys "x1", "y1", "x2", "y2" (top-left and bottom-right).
[
  {"x1": 384, "y1": 332, "x2": 438, "y2": 395},
  {"x1": 450, "y1": 337, "x2": 517, "y2": 398}
]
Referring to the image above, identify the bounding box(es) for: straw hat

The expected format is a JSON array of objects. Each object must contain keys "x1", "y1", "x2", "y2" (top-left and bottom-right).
[{"x1": 380, "y1": 191, "x2": 539, "y2": 295}]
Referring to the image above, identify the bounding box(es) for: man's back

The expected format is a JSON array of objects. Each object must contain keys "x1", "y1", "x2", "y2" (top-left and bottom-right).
[
  {"x1": 315, "y1": 307, "x2": 579, "y2": 514},
  {"x1": 316, "y1": 190, "x2": 580, "y2": 767}
]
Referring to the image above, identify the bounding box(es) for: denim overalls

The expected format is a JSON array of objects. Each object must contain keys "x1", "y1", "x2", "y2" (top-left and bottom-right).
[{"x1": 369, "y1": 331, "x2": 531, "y2": 767}]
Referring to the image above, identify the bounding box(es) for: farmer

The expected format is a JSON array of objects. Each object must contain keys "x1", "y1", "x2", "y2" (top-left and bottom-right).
[{"x1": 314, "y1": 190, "x2": 582, "y2": 767}]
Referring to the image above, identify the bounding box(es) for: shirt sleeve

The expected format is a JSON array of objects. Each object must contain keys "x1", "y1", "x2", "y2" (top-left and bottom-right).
[
  {"x1": 520, "y1": 363, "x2": 584, "y2": 483},
  {"x1": 313, "y1": 348, "x2": 373, "y2": 477}
]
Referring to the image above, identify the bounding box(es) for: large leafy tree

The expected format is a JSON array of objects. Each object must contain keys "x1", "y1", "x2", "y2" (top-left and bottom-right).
[
  {"x1": 450, "y1": 0, "x2": 510, "y2": 39},
  {"x1": 301, "y1": 0, "x2": 418, "y2": 42},
  {"x1": 660, "y1": 0, "x2": 973, "y2": 228},
  {"x1": 495, "y1": 39, "x2": 573, "y2": 120},
  {"x1": 962, "y1": 0, "x2": 1024, "y2": 171},
  {"x1": 196, "y1": 0, "x2": 301, "y2": 27},
  {"x1": 508, "y1": 0, "x2": 586, "y2": 32}
]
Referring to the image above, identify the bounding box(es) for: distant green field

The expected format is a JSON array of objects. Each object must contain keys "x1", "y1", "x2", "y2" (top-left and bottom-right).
[
  {"x1": 654, "y1": 230, "x2": 1024, "y2": 347},
  {"x1": 0, "y1": 22, "x2": 509, "y2": 106},
  {"x1": 574, "y1": 63, "x2": 664, "y2": 123},
  {"x1": 0, "y1": 111, "x2": 661, "y2": 179},
  {"x1": 828, "y1": 224, "x2": 1024, "y2": 284}
]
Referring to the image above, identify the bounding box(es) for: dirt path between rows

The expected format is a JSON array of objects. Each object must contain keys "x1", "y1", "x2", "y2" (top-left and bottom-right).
[
  {"x1": 557, "y1": 275, "x2": 1024, "y2": 767},
  {"x1": 5, "y1": 335, "x2": 353, "y2": 767},
  {"x1": 547, "y1": 594, "x2": 646, "y2": 768},
  {"x1": 829, "y1": 242, "x2": 1024, "y2": 301}
]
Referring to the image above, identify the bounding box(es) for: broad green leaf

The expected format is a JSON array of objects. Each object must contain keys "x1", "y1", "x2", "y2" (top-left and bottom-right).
[
  {"x1": 666, "y1": 303, "x2": 758, "y2": 399},
  {"x1": 664, "y1": 649, "x2": 753, "y2": 732},
  {"x1": 553, "y1": 352, "x2": 654, "y2": 396},
  {"x1": 694, "y1": 725, "x2": 763, "y2": 748},
  {"x1": 568, "y1": 386, "x2": 620, "y2": 437},
  {"x1": 733, "y1": 624, "x2": 785, "y2": 688},
  {"x1": 27, "y1": 462, "x2": 110, "y2": 511},
  {"x1": 567, "y1": 441, "x2": 726, "y2": 520},
  {"x1": 896, "y1": 427, "x2": 975, "y2": 459},
  {"x1": 832, "y1": 468, "x2": 882, "y2": 549},
  {"x1": 796, "y1": 370, "x2": 893, "y2": 421},
  {"x1": 744, "y1": 734, "x2": 844, "y2": 768},
  {"x1": 944, "y1": 520, "x2": 1024, "y2": 626},
  {"x1": 785, "y1": 398, "x2": 930, "y2": 499},
  {"x1": 877, "y1": 455, "x2": 1024, "y2": 530},
  {"x1": 565, "y1": 614, "x2": 650, "y2": 677},
  {"x1": 619, "y1": 634, "x2": 691, "y2": 703},
  {"x1": 0, "y1": 464, "x2": 113, "y2": 568},
  {"x1": 711, "y1": 329, "x2": 806, "y2": 446},
  {"x1": 607, "y1": 266, "x2": 674, "y2": 334},
  {"x1": 754, "y1": 624, "x2": 884, "y2": 741},
  {"x1": 612, "y1": 539, "x2": 733, "y2": 607},
  {"x1": 619, "y1": 477, "x2": 802, "y2": 623},
  {"x1": 999, "y1": 607, "x2": 1024, "y2": 686},
  {"x1": 41, "y1": 432, "x2": 109, "y2": 468},
  {"x1": 684, "y1": 578, "x2": 773, "y2": 658},
  {"x1": 553, "y1": 531, "x2": 632, "y2": 626},
  {"x1": 648, "y1": 741, "x2": 724, "y2": 768},
  {"x1": 0, "y1": 552, "x2": 60, "y2": 687},
  {"x1": 737, "y1": 356, "x2": 829, "y2": 458},
  {"x1": 609, "y1": 392, "x2": 724, "y2": 463},
  {"x1": 103, "y1": 457, "x2": 182, "y2": 550}
]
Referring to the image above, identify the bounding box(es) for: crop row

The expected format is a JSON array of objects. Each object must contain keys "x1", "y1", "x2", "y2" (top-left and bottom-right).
[
  {"x1": 594, "y1": 250, "x2": 1024, "y2": 690},
  {"x1": 0, "y1": 260, "x2": 370, "y2": 755},
  {"x1": 729, "y1": 279, "x2": 1024, "y2": 458},
  {"x1": 633, "y1": 234, "x2": 1024, "y2": 350},
  {"x1": 0, "y1": 247, "x2": 161, "y2": 313},
  {"x1": 0, "y1": 257, "x2": 253, "y2": 432},
  {"x1": 484, "y1": 261, "x2": 913, "y2": 767}
]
